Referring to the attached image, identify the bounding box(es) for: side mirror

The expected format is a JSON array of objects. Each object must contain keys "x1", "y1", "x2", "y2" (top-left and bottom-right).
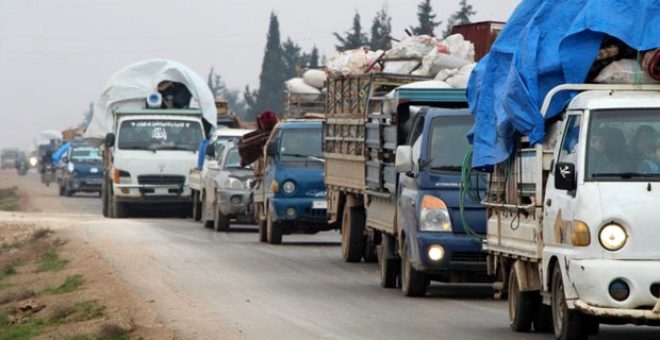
[
  {"x1": 205, "y1": 143, "x2": 215, "y2": 157},
  {"x1": 554, "y1": 162, "x2": 577, "y2": 191},
  {"x1": 62, "y1": 156, "x2": 68, "y2": 163},
  {"x1": 104, "y1": 133, "x2": 115, "y2": 147},
  {"x1": 395, "y1": 145, "x2": 414, "y2": 173},
  {"x1": 266, "y1": 141, "x2": 278, "y2": 157}
]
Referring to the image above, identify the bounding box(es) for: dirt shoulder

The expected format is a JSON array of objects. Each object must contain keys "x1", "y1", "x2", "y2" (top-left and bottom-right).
[{"x1": 0, "y1": 180, "x2": 180, "y2": 339}]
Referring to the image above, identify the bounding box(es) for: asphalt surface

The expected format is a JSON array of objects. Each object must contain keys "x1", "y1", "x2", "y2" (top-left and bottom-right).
[{"x1": 6, "y1": 169, "x2": 660, "y2": 339}]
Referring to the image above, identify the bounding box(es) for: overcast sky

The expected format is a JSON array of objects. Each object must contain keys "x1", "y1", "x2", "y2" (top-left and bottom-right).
[{"x1": 0, "y1": 0, "x2": 520, "y2": 151}]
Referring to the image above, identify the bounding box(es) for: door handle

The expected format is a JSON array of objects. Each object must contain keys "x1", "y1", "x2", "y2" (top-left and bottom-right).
[{"x1": 545, "y1": 198, "x2": 552, "y2": 207}]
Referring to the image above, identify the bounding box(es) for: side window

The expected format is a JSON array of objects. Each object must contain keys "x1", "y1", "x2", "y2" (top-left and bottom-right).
[
  {"x1": 557, "y1": 115, "x2": 581, "y2": 164},
  {"x1": 407, "y1": 115, "x2": 425, "y2": 146}
]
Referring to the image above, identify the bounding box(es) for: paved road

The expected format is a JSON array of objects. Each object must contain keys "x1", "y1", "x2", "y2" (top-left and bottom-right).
[{"x1": 6, "y1": 169, "x2": 660, "y2": 339}]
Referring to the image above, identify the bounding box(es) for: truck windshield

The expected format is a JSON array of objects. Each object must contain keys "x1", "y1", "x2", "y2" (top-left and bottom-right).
[
  {"x1": 71, "y1": 147, "x2": 101, "y2": 162},
  {"x1": 426, "y1": 115, "x2": 474, "y2": 172},
  {"x1": 279, "y1": 128, "x2": 324, "y2": 162},
  {"x1": 587, "y1": 108, "x2": 660, "y2": 181},
  {"x1": 224, "y1": 148, "x2": 253, "y2": 170},
  {"x1": 117, "y1": 119, "x2": 203, "y2": 152}
]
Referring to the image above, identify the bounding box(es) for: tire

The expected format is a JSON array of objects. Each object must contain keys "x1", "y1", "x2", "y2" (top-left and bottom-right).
[
  {"x1": 111, "y1": 195, "x2": 127, "y2": 218},
  {"x1": 551, "y1": 265, "x2": 593, "y2": 340},
  {"x1": 508, "y1": 264, "x2": 534, "y2": 332},
  {"x1": 58, "y1": 183, "x2": 65, "y2": 196},
  {"x1": 400, "y1": 240, "x2": 429, "y2": 297},
  {"x1": 257, "y1": 204, "x2": 268, "y2": 243},
  {"x1": 201, "y1": 191, "x2": 214, "y2": 229},
  {"x1": 363, "y1": 232, "x2": 378, "y2": 263},
  {"x1": 341, "y1": 206, "x2": 365, "y2": 263},
  {"x1": 214, "y1": 205, "x2": 230, "y2": 232},
  {"x1": 378, "y1": 233, "x2": 399, "y2": 288},
  {"x1": 534, "y1": 299, "x2": 553, "y2": 333},
  {"x1": 65, "y1": 183, "x2": 74, "y2": 197},
  {"x1": 101, "y1": 180, "x2": 109, "y2": 217},
  {"x1": 192, "y1": 191, "x2": 202, "y2": 221},
  {"x1": 266, "y1": 203, "x2": 282, "y2": 244}
]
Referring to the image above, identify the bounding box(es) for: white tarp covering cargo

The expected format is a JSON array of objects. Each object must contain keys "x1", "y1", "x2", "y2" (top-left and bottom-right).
[
  {"x1": 35, "y1": 130, "x2": 63, "y2": 146},
  {"x1": 84, "y1": 58, "x2": 217, "y2": 144}
]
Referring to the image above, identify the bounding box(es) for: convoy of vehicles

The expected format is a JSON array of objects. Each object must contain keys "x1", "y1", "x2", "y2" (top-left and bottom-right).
[
  {"x1": 324, "y1": 74, "x2": 488, "y2": 296},
  {"x1": 252, "y1": 118, "x2": 334, "y2": 244}
]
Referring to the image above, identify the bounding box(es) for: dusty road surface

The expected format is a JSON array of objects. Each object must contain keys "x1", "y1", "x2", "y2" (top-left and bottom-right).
[{"x1": 2, "y1": 168, "x2": 660, "y2": 339}]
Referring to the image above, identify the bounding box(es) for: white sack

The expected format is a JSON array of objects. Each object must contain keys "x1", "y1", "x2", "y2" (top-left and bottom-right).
[
  {"x1": 327, "y1": 48, "x2": 382, "y2": 76},
  {"x1": 594, "y1": 59, "x2": 660, "y2": 84},
  {"x1": 285, "y1": 78, "x2": 321, "y2": 102},
  {"x1": 385, "y1": 35, "x2": 439, "y2": 59},
  {"x1": 415, "y1": 49, "x2": 472, "y2": 77},
  {"x1": 302, "y1": 69, "x2": 327, "y2": 89},
  {"x1": 443, "y1": 34, "x2": 475, "y2": 62},
  {"x1": 84, "y1": 58, "x2": 217, "y2": 145},
  {"x1": 446, "y1": 64, "x2": 476, "y2": 88}
]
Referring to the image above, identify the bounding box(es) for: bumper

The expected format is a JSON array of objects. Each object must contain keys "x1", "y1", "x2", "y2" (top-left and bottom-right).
[
  {"x1": 413, "y1": 233, "x2": 486, "y2": 274},
  {"x1": 272, "y1": 197, "x2": 328, "y2": 225},
  {"x1": 70, "y1": 177, "x2": 103, "y2": 191},
  {"x1": 568, "y1": 259, "x2": 660, "y2": 321},
  {"x1": 217, "y1": 188, "x2": 251, "y2": 216},
  {"x1": 114, "y1": 184, "x2": 192, "y2": 204}
]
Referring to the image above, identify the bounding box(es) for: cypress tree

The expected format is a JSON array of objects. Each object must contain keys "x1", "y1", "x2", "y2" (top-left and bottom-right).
[
  {"x1": 443, "y1": 0, "x2": 476, "y2": 38},
  {"x1": 410, "y1": 0, "x2": 441, "y2": 37},
  {"x1": 333, "y1": 12, "x2": 369, "y2": 51},
  {"x1": 251, "y1": 12, "x2": 286, "y2": 120},
  {"x1": 370, "y1": 6, "x2": 392, "y2": 51}
]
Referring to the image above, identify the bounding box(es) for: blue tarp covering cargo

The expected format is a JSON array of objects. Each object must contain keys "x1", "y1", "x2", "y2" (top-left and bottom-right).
[{"x1": 467, "y1": 0, "x2": 660, "y2": 170}]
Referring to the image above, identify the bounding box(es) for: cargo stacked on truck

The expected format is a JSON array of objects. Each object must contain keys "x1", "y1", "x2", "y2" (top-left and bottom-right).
[
  {"x1": 324, "y1": 71, "x2": 489, "y2": 297},
  {"x1": 84, "y1": 59, "x2": 217, "y2": 218},
  {"x1": 468, "y1": 1, "x2": 660, "y2": 338}
]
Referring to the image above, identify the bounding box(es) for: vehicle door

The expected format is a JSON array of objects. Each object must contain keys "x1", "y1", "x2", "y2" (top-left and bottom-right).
[
  {"x1": 543, "y1": 113, "x2": 582, "y2": 250},
  {"x1": 398, "y1": 111, "x2": 426, "y2": 237}
]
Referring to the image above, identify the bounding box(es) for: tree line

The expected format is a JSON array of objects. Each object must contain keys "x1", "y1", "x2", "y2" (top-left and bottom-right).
[{"x1": 80, "y1": 0, "x2": 476, "y2": 126}]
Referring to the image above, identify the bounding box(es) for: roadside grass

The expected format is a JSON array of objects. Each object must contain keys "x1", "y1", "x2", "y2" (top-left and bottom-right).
[
  {"x1": 49, "y1": 300, "x2": 105, "y2": 324},
  {"x1": 0, "y1": 283, "x2": 12, "y2": 292},
  {"x1": 41, "y1": 274, "x2": 85, "y2": 295},
  {"x1": 0, "y1": 288, "x2": 35, "y2": 305},
  {"x1": 36, "y1": 249, "x2": 69, "y2": 272},
  {"x1": 0, "y1": 186, "x2": 20, "y2": 211},
  {"x1": 69, "y1": 323, "x2": 131, "y2": 340},
  {"x1": 0, "y1": 309, "x2": 46, "y2": 339}
]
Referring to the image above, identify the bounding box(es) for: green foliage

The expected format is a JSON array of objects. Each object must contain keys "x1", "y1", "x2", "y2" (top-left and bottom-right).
[
  {"x1": 207, "y1": 67, "x2": 247, "y2": 119},
  {"x1": 250, "y1": 12, "x2": 286, "y2": 120},
  {"x1": 0, "y1": 186, "x2": 20, "y2": 211},
  {"x1": 0, "y1": 283, "x2": 12, "y2": 292},
  {"x1": 70, "y1": 324, "x2": 130, "y2": 340},
  {"x1": 370, "y1": 6, "x2": 392, "y2": 50},
  {"x1": 410, "y1": 0, "x2": 441, "y2": 37},
  {"x1": 443, "y1": 0, "x2": 477, "y2": 38},
  {"x1": 0, "y1": 265, "x2": 16, "y2": 279},
  {"x1": 0, "y1": 310, "x2": 45, "y2": 340},
  {"x1": 49, "y1": 300, "x2": 105, "y2": 324},
  {"x1": 41, "y1": 274, "x2": 85, "y2": 295},
  {"x1": 334, "y1": 12, "x2": 369, "y2": 51},
  {"x1": 282, "y1": 38, "x2": 302, "y2": 79},
  {"x1": 306, "y1": 47, "x2": 320, "y2": 69},
  {"x1": 36, "y1": 250, "x2": 68, "y2": 272}
]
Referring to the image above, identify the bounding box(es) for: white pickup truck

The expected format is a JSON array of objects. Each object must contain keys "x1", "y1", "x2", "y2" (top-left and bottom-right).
[
  {"x1": 484, "y1": 84, "x2": 660, "y2": 339},
  {"x1": 189, "y1": 128, "x2": 252, "y2": 226}
]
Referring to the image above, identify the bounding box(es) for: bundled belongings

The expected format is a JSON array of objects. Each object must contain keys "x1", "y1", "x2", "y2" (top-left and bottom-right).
[{"x1": 238, "y1": 111, "x2": 278, "y2": 167}]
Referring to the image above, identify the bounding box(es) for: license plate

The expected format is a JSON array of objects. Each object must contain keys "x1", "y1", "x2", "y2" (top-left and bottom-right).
[
  {"x1": 312, "y1": 200, "x2": 327, "y2": 209},
  {"x1": 90, "y1": 168, "x2": 99, "y2": 173}
]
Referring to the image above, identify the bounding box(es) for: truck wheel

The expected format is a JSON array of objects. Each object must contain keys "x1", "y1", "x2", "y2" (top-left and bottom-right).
[
  {"x1": 341, "y1": 206, "x2": 365, "y2": 263},
  {"x1": 201, "y1": 191, "x2": 214, "y2": 229},
  {"x1": 533, "y1": 299, "x2": 553, "y2": 333},
  {"x1": 508, "y1": 264, "x2": 533, "y2": 332},
  {"x1": 257, "y1": 204, "x2": 267, "y2": 243},
  {"x1": 214, "y1": 205, "x2": 230, "y2": 232},
  {"x1": 192, "y1": 191, "x2": 202, "y2": 221},
  {"x1": 551, "y1": 265, "x2": 593, "y2": 340},
  {"x1": 378, "y1": 233, "x2": 399, "y2": 288},
  {"x1": 266, "y1": 203, "x2": 282, "y2": 244},
  {"x1": 111, "y1": 196, "x2": 127, "y2": 218},
  {"x1": 101, "y1": 181, "x2": 109, "y2": 217},
  {"x1": 363, "y1": 231, "x2": 378, "y2": 263},
  {"x1": 58, "y1": 183, "x2": 65, "y2": 196},
  {"x1": 65, "y1": 183, "x2": 74, "y2": 197},
  {"x1": 400, "y1": 241, "x2": 429, "y2": 297}
]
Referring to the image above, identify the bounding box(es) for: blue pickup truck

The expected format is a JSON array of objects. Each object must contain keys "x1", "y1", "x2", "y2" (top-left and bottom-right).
[
  {"x1": 324, "y1": 75, "x2": 488, "y2": 296},
  {"x1": 252, "y1": 118, "x2": 335, "y2": 244}
]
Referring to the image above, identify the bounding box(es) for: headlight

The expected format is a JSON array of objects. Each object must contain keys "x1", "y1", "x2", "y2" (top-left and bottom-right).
[
  {"x1": 419, "y1": 195, "x2": 452, "y2": 232},
  {"x1": 67, "y1": 162, "x2": 75, "y2": 172},
  {"x1": 598, "y1": 223, "x2": 627, "y2": 251},
  {"x1": 224, "y1": 177, "x2": 245, "y2": 190},
  {"x1": 282, "y1": 180, "x2": 296, "y2": 194},
  {"x1": 29, "y1": 157, "x2": 38, "y2": 167}
]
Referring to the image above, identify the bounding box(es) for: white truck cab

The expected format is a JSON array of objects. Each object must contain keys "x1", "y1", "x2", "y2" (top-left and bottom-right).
[
  {"x1": 485, "y1": 84, "x2": 660, "y2": 339},
  {"x1": 103, "y1": 108, "x2": 205, "y2": 217}
]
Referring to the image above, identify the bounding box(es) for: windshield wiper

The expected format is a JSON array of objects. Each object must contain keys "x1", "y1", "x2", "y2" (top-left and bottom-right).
[
  {"x1": 591, "y1": 172, "x2": 658, "y2": 179},
  {"x1": 281, "y1": 153, "x2": 325, "y2": 163},
  {"x1": 430, "y1": 165, "x2": 463, "y2": 172}
]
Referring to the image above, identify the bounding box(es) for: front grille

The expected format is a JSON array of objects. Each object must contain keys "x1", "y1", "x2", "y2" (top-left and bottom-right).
[
  {"x1": 138, "y1": 175, "x2": 185, "y2": 186},
  {"x1": 451, "y1": 252, "x2": 487, "y2": 263},
  {"x1": 304, "y1": 208, "x2": 327, "y2": 218}
]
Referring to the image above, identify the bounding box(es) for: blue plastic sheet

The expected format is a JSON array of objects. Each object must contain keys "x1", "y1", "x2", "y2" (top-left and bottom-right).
[{"x1": 467, "y1": 0, "x2": 660, "y2": 170}]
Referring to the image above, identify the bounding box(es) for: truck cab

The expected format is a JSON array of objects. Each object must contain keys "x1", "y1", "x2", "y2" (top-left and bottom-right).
[
  {"x1": 103, "y1": 108, "x2": 205, "y2": 218},
  {"x1": 395, "y1": 107, "x2": 488, "y2": 295},
  {"x1": 254, "y1": 119, "x2": 333, "y2": 244}
]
